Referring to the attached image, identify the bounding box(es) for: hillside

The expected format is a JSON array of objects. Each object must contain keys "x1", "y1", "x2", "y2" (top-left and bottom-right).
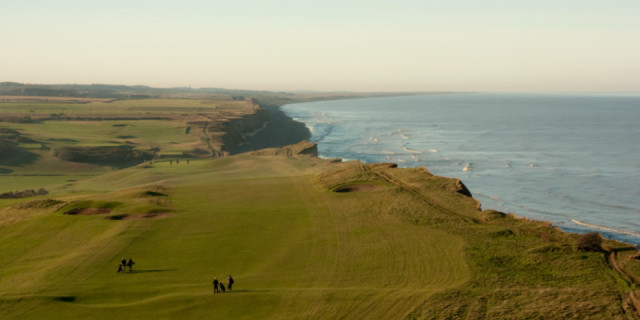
[{"x1": 0, "y1": 141, "x2": 638, "y2": 319}]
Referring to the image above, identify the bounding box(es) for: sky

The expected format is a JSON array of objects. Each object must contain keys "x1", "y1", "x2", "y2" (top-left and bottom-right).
[{"x1": 3, "y1": 0, "x2": 640, "y2": 92}]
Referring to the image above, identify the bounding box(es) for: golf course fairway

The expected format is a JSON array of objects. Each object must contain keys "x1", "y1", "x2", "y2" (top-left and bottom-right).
[{"x1": 1, "y1": 141, "x2": 639, "y2": 319}]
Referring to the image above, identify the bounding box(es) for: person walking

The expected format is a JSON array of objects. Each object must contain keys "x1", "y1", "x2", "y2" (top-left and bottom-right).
[
  {"x1": 127, "y1": 258, "x2": 135, "y2": 272},
  {"x1": 212, "y1": 277, "x2": 219, "y2": 294},
  {"x1": 227, "y1": 275, "x2": 234, "y2": 291}
]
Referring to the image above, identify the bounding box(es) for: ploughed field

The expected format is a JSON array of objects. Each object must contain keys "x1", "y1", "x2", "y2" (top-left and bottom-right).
[{"x1": 2, "y1": 97, "x2": 640, "y2": 319}]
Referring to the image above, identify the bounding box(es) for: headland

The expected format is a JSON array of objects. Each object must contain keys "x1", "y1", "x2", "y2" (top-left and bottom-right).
[{"x1": 1, "y1": 84, "x2": 639, "y2": 319}]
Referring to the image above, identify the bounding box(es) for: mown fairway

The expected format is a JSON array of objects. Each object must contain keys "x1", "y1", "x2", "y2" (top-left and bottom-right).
[
  {"x1": 0, "y1": 148, "x2": 470, "y2": 319},
  {"x1": 2, "y1": 144, "x2": 639, "y2": 319}
]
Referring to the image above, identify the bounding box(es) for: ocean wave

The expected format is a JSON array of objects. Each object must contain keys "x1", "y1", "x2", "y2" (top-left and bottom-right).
[
  {"x1": 403, "y1": 147, "x2": 422, "y2": 154},
  {"x1": 427, "y1": 149, "x2": 438, "y2": 153},
  {"x1": 401, "y1": 134, "x2": 409, "y2": 139},
  {"x1": 462, "y1": 163, "x2": 472, "y2": 171},
  {"x1": 571, "y1": 219, "x2": 640, "y2": 238}
]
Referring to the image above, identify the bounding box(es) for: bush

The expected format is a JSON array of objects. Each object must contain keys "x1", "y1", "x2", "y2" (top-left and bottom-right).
[
  {"x1": 0, "y1": 188, "x2": 48, "y2": 199},
  {"x1": 577, "y1": 232, "x2": 603, "y2": 252}
]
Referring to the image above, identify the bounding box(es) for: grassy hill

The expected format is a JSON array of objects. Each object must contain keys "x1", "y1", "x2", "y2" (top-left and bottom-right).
[{"x1": 0, "y1": 142, "x2": 639, "y2": 319}]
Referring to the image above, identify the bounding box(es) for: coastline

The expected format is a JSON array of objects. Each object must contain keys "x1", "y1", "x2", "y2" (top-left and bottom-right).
[
  {"x1": 3, "y1": 92, "x2": 640, "y2": 318},
  {"x1": 225, "y1": 102, "x2": 311, "y2": 154},
  {"x1": 275, "y1": 93, "x2": 640, "y2": 247}
]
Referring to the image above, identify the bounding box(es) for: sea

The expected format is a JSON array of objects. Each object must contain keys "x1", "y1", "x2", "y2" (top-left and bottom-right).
[{"x1": 281, "y1": 93, "x2": 640, "y2": 245}]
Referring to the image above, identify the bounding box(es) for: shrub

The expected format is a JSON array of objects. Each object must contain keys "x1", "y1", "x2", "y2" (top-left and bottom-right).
[{"x1": 577, "y1": 232, "x2": 603, "y2": 252}]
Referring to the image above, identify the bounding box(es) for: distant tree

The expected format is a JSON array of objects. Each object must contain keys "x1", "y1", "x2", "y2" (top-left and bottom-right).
[{"x1": 577, "y1": 232, "x2": 603, "y2": 252}]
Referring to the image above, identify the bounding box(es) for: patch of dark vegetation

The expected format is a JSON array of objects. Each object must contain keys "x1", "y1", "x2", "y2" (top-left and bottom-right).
[
  {"x1": 105, "y1": 212, "x2": 173, "y2": 220},
  {"x1": 577, "y1": 232, "x2": 604, "y2": 252},
  {"x1": 116, "y1": 135, "x2": 136, "y2": 139},
  {"x1": 54, "y1": 145, "x2": 154, "y2": 168},
  {"x1": 0, "y1": 167, "x2": 13, "y2": 174},
  {"x1": 58, "y1": 200, "x2": 122, "y2": 216},
  {"x1": 112, "y1": 124, "x2": 128, "y2": 127},
  {"x1": 105, "y1": 214, "x2": 127, "y2": 220},
  {"x1": 490, "y1": 229, "x2": 515, "y2": 238},
  {"x1": 46, "y1": 138, "x2": 78, "y2": 142},
  {"x1": 16, "y1": 136, "x2": 39, "y2": 143},
  {"x1": 0, "y1": 115, "x2": 39, "y2": 123},
  {"x1": 0, "y1": 188, "x2": 48, "y2": 199},
  {"x1": 64, "y1": 208, "x2": 112, "y2": 215},
  {"x1": 0, "y1": 133, "x2": 40, "y2": 166},
  {"x1": 333, "y1": 184, "x2": 382, "y2": 193},
  {"x1": 144, "y1": 191, "x2": 168, "y2": 197},
  {"x1": 53, "y1": 296, "x2": 76, "y2": 302},
  {"x1": 12, "y1": 199, "x2": 65, "y2": 209},
  {"x1": 0, "y1": 128, "x2": 19, "y2": 135}
]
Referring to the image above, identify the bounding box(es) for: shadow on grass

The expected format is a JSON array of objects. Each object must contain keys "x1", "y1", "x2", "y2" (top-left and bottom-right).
[
  {"x1": 121, "y1": 269, "x2": 178, "y2": 274},
  {"x1": 0, "y1": 149, "x2": 39, "y2": 166}
]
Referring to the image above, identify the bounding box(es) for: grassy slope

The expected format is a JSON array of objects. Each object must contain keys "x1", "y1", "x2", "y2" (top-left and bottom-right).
[
  {"x1": 1, "y1": 145, "x2": 638, "y2": 319},
  {"x1": 0, "y1": 149, "x2": 470, "y2": 319},
  {"x1": 0, "y1": 98, "x2": 258, "y2": 194}
]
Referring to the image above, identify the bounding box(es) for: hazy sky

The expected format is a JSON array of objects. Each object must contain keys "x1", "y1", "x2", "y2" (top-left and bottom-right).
[{"x1": 3, "y1": 1, "x2": 640, "y2": 92}]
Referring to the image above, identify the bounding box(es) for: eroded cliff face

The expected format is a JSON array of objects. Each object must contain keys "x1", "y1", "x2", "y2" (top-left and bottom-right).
[
  {"x1": 219, "y1": 107, "x2": 271, "y2": 154},
  {"x1": 218, "y1": 103, "x2": 311, "y2": 155}
]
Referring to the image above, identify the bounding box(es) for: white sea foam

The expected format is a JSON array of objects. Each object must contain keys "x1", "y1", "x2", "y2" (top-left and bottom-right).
[
  {"x1": 403, "y1": 147, "x2": 422, "y2": 154},
  {"x1": 281, "y1": 93, "x2": 640, "y2": 245},
  {"x1": 571, "y1": 219, "x2": 640, "y2": 238}
]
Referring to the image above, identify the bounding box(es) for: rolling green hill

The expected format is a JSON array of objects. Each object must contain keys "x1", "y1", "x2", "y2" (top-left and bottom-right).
[{"x1": 1, "y1": 142, "x2": 639, "y2": 319}]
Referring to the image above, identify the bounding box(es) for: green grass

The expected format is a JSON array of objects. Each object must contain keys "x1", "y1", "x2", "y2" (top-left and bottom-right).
[
  {"x1": 0, "y1": 149, "x2": 637, "y2": 319},
  {"x1": 0, "y1": 153, "x2": 470, "y2": 319}
]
